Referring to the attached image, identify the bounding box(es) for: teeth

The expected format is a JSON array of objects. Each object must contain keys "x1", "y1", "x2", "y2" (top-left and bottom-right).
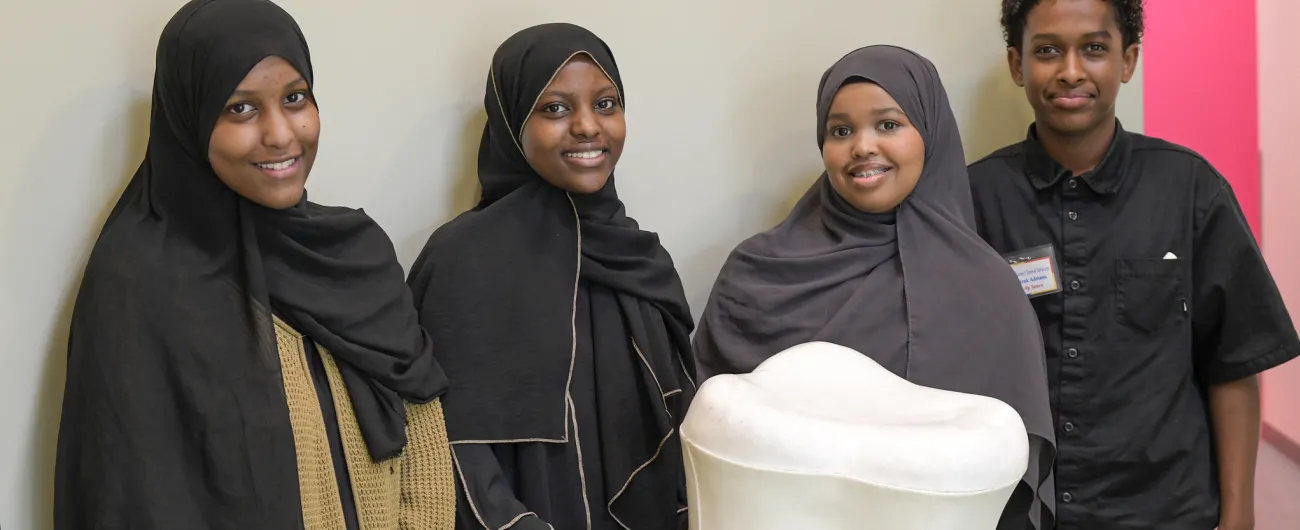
[
  {"x1": 257, "y1": 158, "x2": 297, "y2": 170},
  {"x1": 565, "y1": 150, "x2": 603, "y2": 159},
  {"x1": 852, "y1": 167, "x2": 889, "y2": 178}
]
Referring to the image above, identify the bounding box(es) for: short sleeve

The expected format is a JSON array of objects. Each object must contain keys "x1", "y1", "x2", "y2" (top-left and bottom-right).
[{"x1": 1190, "y1": 164, "x2": 1300, "y2": 385}]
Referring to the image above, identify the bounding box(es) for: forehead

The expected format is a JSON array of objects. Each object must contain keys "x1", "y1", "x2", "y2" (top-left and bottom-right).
[
  {"x1": 828, "y1": 82, "x2": 902, "y2": 114},
  {"x1": 546, "y1": 56, "x2": 617, "y2": 90},
  {"x1": 233, "y1": 56, "x2": 306, "y2": 90},
  {"x1": 1025, "y1": 0, "x2": 1119, "y2": 35}
]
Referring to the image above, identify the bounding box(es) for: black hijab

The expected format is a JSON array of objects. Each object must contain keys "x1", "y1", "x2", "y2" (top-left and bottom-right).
[
  {"x1": 407, "y1": 22, "x2": 694, "y2": 444},
  {"x1": 692, "y1": 45, "x2": 1056, "y2": 528},
  {"x1": 54, "y1": 0, "x2": 447, "y2": 527}
]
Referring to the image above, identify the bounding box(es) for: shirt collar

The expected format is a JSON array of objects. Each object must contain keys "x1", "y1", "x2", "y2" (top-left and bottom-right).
[{"x1": 1023, "y1": 119, "x2": 1131, "y2": 195}]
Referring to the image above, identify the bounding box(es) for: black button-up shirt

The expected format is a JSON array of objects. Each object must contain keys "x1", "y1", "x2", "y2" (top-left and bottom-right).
[{"x1": 968, "y1": 121, "x2": 1300, "y2": 529}]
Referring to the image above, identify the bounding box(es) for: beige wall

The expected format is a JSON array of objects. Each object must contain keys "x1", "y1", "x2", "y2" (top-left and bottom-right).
[
  {"x1": 1259, "y1": 0, "x2": 1300, "y2": 445},
  {"x1": 0, "y1": 1, "x2": 1142, "y2": 527}
]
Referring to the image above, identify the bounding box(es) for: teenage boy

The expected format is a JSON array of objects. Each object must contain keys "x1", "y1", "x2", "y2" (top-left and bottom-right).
[{"x1": 968, "y1": 1, "x2": 1300, "y2": 529}]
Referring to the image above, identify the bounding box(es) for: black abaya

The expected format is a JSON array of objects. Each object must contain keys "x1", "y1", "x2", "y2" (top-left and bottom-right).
[
  {"x1": 407, "y1": 23, "x2": 695, "y2": 530},
  {"x1": 452, "y1": 284, "x2": 693, "y2": 530},
  {"x1": 54, "y1": 1, "x2": 448, "y2": 528}
]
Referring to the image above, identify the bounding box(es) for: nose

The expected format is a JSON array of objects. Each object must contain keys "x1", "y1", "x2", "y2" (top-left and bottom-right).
[
  {"x1": 850, "y1": 131, "x2": 878, "y2": 160},
  {"x1": 260, "y1": 106, "x2": 295, "y2": 150},
  {"x1": 1059, "y1": 53, "x2": 1086, "y2": 86},
  {"x1": 569, "y1": 105, "x2": 600, "y2": 140}
]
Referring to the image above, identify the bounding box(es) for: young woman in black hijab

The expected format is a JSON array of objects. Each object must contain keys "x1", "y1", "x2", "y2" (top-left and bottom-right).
[
  {"x1": 692, "y1": 46, "x2": 1057, "y2": 530},
  {"x1": 54, "y1": 1, "x2": 455, "y2": 528},
  {"x1": 407, "y1": 23, "x2": 695, "y2": 530}
]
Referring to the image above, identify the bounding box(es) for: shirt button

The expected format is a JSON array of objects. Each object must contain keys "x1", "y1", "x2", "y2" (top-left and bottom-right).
[
  {"x1": 1070, "y1": 280, "x2": 1081, "y2": 291},
  {"x1": 1063, "y1": 422, "x2": 1075, "y2": 432},
  {"x1": 1068, "y1": 211, "x2": 1078, "y2": 221},
  {"x1": 1062, "y1": 492, "x2": 1073, "y2": 503},
  {"x1": 1068, "y1": 179, "x2": 1078, "y2": 189},
  {"x1": 1067, "y1": 348, "x2": 1079, "y2": 359}
]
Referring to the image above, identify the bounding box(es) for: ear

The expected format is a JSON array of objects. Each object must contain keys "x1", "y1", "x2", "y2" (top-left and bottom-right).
[
  {"x1": 1007, "y1": 46, "x2": 1026, "y2": 88},
  {"x1": 1121, "y1": 44, "x2": 1140, "y2": 84}
]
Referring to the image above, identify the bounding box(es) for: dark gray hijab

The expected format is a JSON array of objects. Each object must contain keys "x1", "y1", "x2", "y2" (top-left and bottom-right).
[{"x1": 693, "y1": 45, "x2": 1056, "y2": 529}]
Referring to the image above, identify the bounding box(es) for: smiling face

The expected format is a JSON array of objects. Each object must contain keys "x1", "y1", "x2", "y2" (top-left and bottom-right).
[
  {"x1": 207, "y1": 55, "x2": 319, "y2": 210},
  {"x1": 821, "y1": 81, "x2": 926, "y2": 214},
  {"x1": 520, "y1": 54, "x2": 626, "y2": 195},
  {"x1": 1008, "y1": 0, "x2": 1139, "y2": 136}
]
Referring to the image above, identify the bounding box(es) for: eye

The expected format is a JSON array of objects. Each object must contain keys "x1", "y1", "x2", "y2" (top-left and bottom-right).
[
  {"x1": 227, "y1": 102, "x2": 256, "y2": 115},
  {"x1": 1085, "y1": 43, "x2": 1108, "y2": 53},
  {"x1": 830, "y1": 126, "x2": 852, "y2": 138},
  {"x1": 1035, "y1": 45, "x2": 1061, "y2": 56},
  {"x1": 542, "y1": 102, "x2": 569, "y2": 114},
  {"x1": 285, "y1": 91, "x2": 310, "y2": 105},
  {"x1": 595, "y1": 98, "x2": 619, "y2": 111},
  {"x1": 878, "y1": 121, "x2": 903, "y2": 132}
]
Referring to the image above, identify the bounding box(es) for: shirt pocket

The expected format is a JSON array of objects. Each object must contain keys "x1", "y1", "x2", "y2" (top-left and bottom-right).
[{"x1": 1114, "y1": 258, "x2": 1186, "y2": 334}]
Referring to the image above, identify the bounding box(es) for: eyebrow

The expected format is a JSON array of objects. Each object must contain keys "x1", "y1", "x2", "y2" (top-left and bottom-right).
[
  {"x1": 1031, "y1": 30, "x2": 1113, "y2": 41},
  {"x1": 827, "y1": 107, "x2": 905, "y2": 122},
  {"x1": 539, "y1": 84, "x2": 619, "y2": 101},
  {"x1": 229, "y1": 77, "x2": 308, "y2": 99}
]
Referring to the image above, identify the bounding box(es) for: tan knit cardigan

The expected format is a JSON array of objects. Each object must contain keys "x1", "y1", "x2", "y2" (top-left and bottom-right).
[{"x1": 274, "y1": 317, "x2": 457, "y2": 530}]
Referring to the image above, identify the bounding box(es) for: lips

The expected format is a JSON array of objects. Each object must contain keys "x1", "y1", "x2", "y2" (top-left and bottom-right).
[
  {"x1": 1050, "y1": 91, "x2": 1094, "y2": 110},
  {"x1": 845, "y1": 161, "x2": 893, "y2": 189},
  {"x1": 253, "y1": 156, "x2": 301, "y2": 179},
  {"x1": 562, "y1": 147, "x2": 608, "y2": 168}
]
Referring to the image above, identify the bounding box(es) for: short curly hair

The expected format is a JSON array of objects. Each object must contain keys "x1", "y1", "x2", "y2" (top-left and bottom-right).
[{"x1": 1001, "y1": 0, "x2": 1145, "y2": 50}]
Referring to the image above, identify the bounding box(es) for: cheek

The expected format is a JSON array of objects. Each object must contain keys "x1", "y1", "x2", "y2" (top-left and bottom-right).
[
  {"x1": 208, "y1": 123, "x2": 255, "y2": 173},
  {"x1": 294, "y1": 107, "x2": 321, "y2": 147},
  {"x1": 821, "y1": 143, "x2": 847, "y2": 172},
  {"x1": 521, "y1": 121, "x2": 560, "y2": 164},
  {"x1": 891, "y1": 134, "x2": 926, "y2": 188},
  {"x1": 206, "y1": 124, "x2": 259, "y2": 196},
  {"x1": 604, "y1": 114, "x2": 628, "y2": 151},
  {"x1": 903, "y1": 134, "x2": 926, "y2": 167},
  {"x1": 1090, "y1": 62, "x2": 1119, "y2": 86},
  {"x1": 1027, "y1": 65, "x2": 1054, "y2": 90}
]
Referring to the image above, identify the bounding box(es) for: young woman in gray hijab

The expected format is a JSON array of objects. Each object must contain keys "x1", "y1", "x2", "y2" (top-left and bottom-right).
[{"x1": 692, "y1": 45, "x2": 1056, "y2": 530}]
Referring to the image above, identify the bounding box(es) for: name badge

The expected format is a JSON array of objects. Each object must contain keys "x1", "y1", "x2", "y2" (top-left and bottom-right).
[{"x1": 1002, "y1": 244, "x2": 1061, "y2": 298}]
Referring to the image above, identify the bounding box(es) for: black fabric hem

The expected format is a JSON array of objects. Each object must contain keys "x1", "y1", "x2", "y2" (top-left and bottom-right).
[
  {"x1": 510, "y1": 514, "x2": 553, "y2": 530},
  {"x1": 371, "y1": 438, "x2": 406, "y2": 462}
]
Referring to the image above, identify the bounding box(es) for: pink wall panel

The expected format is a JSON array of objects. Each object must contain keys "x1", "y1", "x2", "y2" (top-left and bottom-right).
[
  {"x1": 1143, "y1": 0, "x2": 1260, "y2": 239},
  {"x1": 1257, "y1": 0, "x2": 1300, "y2": 452}
]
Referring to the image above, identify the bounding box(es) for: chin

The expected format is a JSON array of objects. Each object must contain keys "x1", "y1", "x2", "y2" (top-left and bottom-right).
[
  {"x1": 854, "y1": 203, "x2": 893, "y2": 214},
  {"x1": 261, "y1": 189, "x2": 306, "y2": 210},
  {"x1": 1038, "y1": 114, "x2": 1092, "y2": 134},
  {"x1": 1035, "y1": 108, "x2": 1102, "y2": 134},
  {"x1": 564, "y1": 174, "x2": 611, "y2": 195}
]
